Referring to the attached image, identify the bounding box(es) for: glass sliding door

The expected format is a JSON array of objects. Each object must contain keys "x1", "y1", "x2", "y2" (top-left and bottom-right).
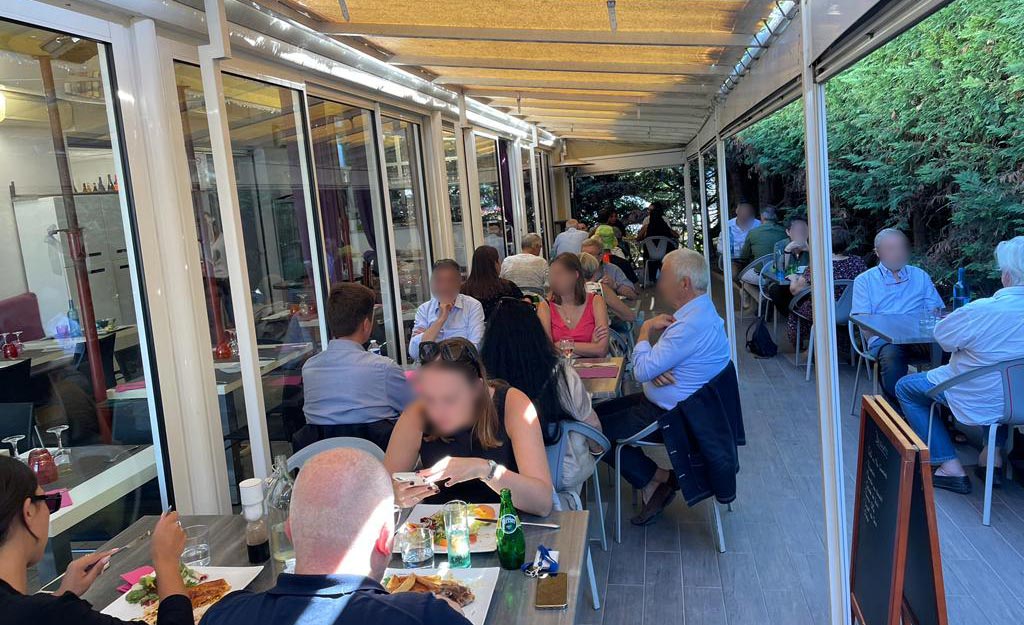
[
  {"x1": 536, "y1": 149, "x2": 554, "y2": 251},
  {"x1": 380, "y1": 116, "x2": 431, "y2": 349},
  {"x1": 0, "y1": 19, "x2": 164, "y2": 584},
  {"x1": 174, "y1": 63, "x2": 323, "y2": 499},
  {"x1": 475, "y1": 135, "x2": 508, "y2": 259},
  {"x1": 443, "y1": 127, "x2": 467, "y2": 271},
  {"x1": 521, "y1": 146, "x2": 538, "y2": 244}
]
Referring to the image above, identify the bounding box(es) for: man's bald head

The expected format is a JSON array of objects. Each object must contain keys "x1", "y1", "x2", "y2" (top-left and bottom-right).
[{"x1": 290, "y1": 448, "x2": 395, "y2": 576}]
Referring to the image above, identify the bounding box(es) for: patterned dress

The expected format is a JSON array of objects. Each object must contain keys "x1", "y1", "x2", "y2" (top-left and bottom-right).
[{"x1": 787, "y1": 256, "x2": 868, "y2": 347}]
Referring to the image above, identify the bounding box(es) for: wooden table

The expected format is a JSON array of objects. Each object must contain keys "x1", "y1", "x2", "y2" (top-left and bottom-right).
[
  {"x1": 576, "y1": 356, "x2": 624, "y2": 400},
  {"x1": 1, "y1": 325, "x2": 138, "y2": 376},
  {"x1": 82, "y1": 510, "x2": 590, "y2": 625},
  {"x1": 851, "y1": 312, "x2": 943, "y2": 367}
]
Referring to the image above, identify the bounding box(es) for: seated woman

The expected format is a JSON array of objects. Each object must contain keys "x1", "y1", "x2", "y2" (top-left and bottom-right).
[
  {"x1": 481, "y1": 297, "x2": 604, "y2": 495},
  {"x1": 786, "y1": 226, "x2": 867, "y2": 348},
  {"x1": 579, "y1": 252, "x2": 637, "y2": 325},
  {"x1": 385, "y1": 338, "x2": 553, "y2": 516},
  {"x1": 461, "y1": 245, "x2": 524, "y2": 319},
  {"x1": 0, "y1": 456, "x2": 190, "y2": 624},
  {"x1": 540, "y1": 253, "x2": 610, "y2": 358}
]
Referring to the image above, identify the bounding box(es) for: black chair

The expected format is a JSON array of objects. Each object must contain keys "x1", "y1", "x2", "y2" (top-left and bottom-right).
[
  {"x1": 0, "y1": 402, "x2": 36, "y2": 454},
  {"x1": 73, "y1": 333, "x2": 118, "y2": 392},
  {"x1": 0, "y1": 359, "x2": 32, "y2": 403}
]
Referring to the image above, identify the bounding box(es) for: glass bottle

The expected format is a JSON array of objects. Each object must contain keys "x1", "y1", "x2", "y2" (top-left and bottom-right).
[
  {"x1": 368, "y1": 340, "x2": 381, "y2": 356},
  {"x1": 67, "y1": 299, "x2": 82, "y2": 337},
  {"x1": 952, "y1": 267, "x2": 970, "y2": 310},
  {"x1": 240, "y1": 478, "x2": 270, "y2": 564},
  {"x1": 496, "y1": 488, "x2": 525, "y2": 570},
  {"x1": 265, "y1": 455, "x2": 295, "y2": 572}
]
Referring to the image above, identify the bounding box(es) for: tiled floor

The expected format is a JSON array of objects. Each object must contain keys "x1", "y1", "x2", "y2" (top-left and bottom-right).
[{"x1": 575, "y1": 282, "x2": 1024, "y2": 625}]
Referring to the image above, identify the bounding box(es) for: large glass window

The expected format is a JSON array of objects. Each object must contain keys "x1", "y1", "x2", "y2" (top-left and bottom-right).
[
  {"x1": 521, "y1": 146, "x2": 539, "y2": 247},
  {"x1": 174, "y1": 64, "x2": 323, "y2": 499},
  {"x1": 443, "y1": 127, "x2": 466, "y2": 270},
  {"x1": 475, "y1": 135, "x2": 508, "y2": 259},
  {"x1": 0, "y1": 20, "x2": 163, "y2": 584},
  {"x1": 381, "y1": 116, "x2": 431, "y2": 350}
]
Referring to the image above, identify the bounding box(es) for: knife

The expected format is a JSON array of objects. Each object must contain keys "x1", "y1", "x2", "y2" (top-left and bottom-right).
[
  {"x1": 83, "y1": 530, "x2": 152, "y2": 573},
  {"x1": 475, "y1": 518, "x2": 560, "y2": 529}
]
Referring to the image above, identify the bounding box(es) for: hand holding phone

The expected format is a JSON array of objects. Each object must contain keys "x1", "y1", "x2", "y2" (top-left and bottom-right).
[{"x1": 393, "y1": 472, "x2": 428, "y2": 487}]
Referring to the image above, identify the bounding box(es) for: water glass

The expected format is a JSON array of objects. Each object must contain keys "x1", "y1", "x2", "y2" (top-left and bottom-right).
[
  {"x1": 442, "y1": 500, "x2": 472, "y2": 569},
  {"x1": 181, "y1": 524, "x2": 212, "y2": 566},
  {"x1": 557, "y1": 338, "x2": 575, "y2": 361},
  {"x1": 398, "y1": 526, "x2": 435, "y2": 569},
  {"x1": 918, "y1": 311, "x2": 938, "y2": 334}
]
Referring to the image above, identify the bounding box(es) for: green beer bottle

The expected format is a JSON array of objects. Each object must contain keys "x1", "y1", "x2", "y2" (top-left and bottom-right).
[{"x1": 496, "y1": 488, "x2": 526, "y2": 570}]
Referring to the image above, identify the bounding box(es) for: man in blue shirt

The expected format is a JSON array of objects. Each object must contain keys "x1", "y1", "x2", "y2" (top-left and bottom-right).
[
  {"x1": 851, "y1": 228, "x2": 944, "y2": 404},
  {"x1": 408, "y1": 259, "x2": 485, "y2": 361},
  {"x1": 201, "y1": 449, "x2": 470, "y2": 625},
  {"x1": 581, "y1": 237, "x2": 638, "y2": 300},
  {"x1": 551, "y1": 219, "x2": 590, "y2": 257},
  {"x1": 596, "y1": 248, "x2": 730, "y2": 526},
  {"x1": 296, "y1": 283, "x2": 413, "y2": 451}
]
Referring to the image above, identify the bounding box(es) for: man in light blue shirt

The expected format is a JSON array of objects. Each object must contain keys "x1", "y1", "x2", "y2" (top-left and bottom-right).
[
  {"x1": 408, "y1": 259, "x2": 485, "y2": 360},
  {"x1": 596, "y1": 248, "x2": 729, "y2": 525},
  {"x1": 298, "y1": 283, "x2": 414, "y2": 451},
  {"x1": 551, "y1": 219, "x2": 590, "y2": 257},
  {"x1": 851, "y1": 228, "x2": 944, "y2": 403}
]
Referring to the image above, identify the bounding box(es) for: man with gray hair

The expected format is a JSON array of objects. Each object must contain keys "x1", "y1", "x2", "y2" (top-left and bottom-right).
[
  {"x1": 893, "y1": 236, "x2": 1024, "y2": 494},
  {"x1": 852, "y1": 228, "x2": 944, "y2": 403},
  {"x1": 500, "y1": 232, "x2": 549, "y2": 292},
  {"x1": 202, "y1": 449, "x2": 471, "y2": 625},
  {"x1": 596, "y1": 248, "x2": 729, "y2": 525},
  {"x1": 551, "y1": 219, "x2": 589, "y2": 257}
]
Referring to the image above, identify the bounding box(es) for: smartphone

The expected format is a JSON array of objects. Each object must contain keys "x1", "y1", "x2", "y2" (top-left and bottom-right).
[
  {"x1": 392, "y1": 472, "x2": 428, "y2": 487},
  {"x1": 535, "y1": 573, "x2": 568, "y2": 610}
]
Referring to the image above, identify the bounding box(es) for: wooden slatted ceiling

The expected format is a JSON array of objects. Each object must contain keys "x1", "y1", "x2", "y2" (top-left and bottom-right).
[{"x1": 286, "y1": 0, "x2": 778, "y2": 144}]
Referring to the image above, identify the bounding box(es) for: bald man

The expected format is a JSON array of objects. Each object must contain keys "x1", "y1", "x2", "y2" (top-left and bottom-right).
[{"x1": 200, "y1": 449, "x2": 471, "y2": 625}]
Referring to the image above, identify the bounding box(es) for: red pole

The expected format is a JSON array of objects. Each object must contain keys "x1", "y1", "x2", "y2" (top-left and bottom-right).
[{"x1": 38, "y1": 56, "x2": 112, "y2": 443}]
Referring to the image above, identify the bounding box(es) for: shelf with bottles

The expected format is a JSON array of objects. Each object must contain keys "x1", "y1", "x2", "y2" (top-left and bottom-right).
[{"x1": 8, "y1": 174, "x2": 120, "y2": 201}]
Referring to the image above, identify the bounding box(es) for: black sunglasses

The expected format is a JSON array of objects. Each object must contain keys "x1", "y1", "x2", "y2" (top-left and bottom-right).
[
  {"x1": 419, "y1": 340, "x2": 482, "y2": 376},
  {"x1": 31, "y1": 492, "x2": 63, "y2": 514}
]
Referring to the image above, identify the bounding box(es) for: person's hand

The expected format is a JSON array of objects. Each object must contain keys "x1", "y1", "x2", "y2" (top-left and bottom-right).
[
  {"x1": 600, "y1": 275, "x2": 615, "y2": 290},
  {"x1": 56, "y1": 549, "x2": 117, "y2": 597},
  {"x1": 419, "y1": 456, "x2": 489, "y2": 488},
  {"x1": 644, "y1": 314, "x2": 675, "y2": 332},
  {"x1": 592, "y1": 325, "x2": 609, "y2": 343},
  {"x1": 394, "y1": 479, "x2": 438, "y2": 508},
  {"x1": 438, "y1": 302, "x2": 454, "y2": 322},
  {"x1": 652, "y1": 371, "x2": 676, "y2": 387},
  {"x1": 150, "y1": 511, "x2": 187, "y2": 569},
  {"x1": 785, "y1": 240, "x2": 807, "y2": 253}
]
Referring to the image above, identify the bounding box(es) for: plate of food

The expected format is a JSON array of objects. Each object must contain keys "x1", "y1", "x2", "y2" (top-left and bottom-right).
[
  {"x1": 101, "y1": 564, "x2": 263, "y2": 624},
  {"x1": 382, "y1": 567, "x2": 499, "y2": 625},
  {"x1": 396, "y1": 503, "x2": 497, "y2": 554}
]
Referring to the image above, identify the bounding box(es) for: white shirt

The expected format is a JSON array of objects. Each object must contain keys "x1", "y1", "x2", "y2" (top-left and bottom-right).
[
  {"x1": 926, "y1": 286, "x2": 1024, "y2": 425},
  {"x1": 551, "y1": 228, "x2": 590, "y2": 257},
  {"x1": 851, "y1": 264, "x2": 944, "y2": 347},
  {"x1": 500, "y1": 253, "x2": 549, "y2": 291},
  {"x1": 632, "y1": 294, "x2": 731, "y2": 410},
  {"x1": 721, "y1": 217, "x2": 761, "y2": 257},
  {"x1": 407, "y1": 293, "x2": 485, "y2": 360}
]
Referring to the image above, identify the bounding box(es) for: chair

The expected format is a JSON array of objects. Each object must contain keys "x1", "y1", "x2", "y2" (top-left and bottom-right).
[
  {"x1": 734, "y1": 254, "x2": 773, "y2": 323},
  {"x1": 848, "y1": 318, "x2": 880, "y2": 416},
  {"x1": 789, "y1": 279, "x2": 855, "y2": 378},
  {"x1": 0, "y1": 359, "x2": 32, "y2": 403},
  {"x1": 925, "y1": 357, "x2": 1024, "y2": 526},
  {"x1": 0, "y1": 403, "x2": 36, "y2": 454},
  {"x1": 286, "y1": 436, "x2": 386, "y2": 472},
  {"x1": 639, "y1": 236, "x2": 675, "y2": 288},
  {"x1": 613, "y1": 421, "x2": 726, "y2": 552},
  {"x1": 758, "y1": 262, "x2": 780, "y2": 336}
]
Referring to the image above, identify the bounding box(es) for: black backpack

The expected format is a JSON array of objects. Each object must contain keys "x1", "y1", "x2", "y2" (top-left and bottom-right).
[{"x1": 745, "y1": 315, "x2": 778, "y2": 358}]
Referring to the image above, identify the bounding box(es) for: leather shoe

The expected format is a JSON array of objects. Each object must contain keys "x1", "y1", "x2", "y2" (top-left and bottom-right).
[
  {"x1": 973, "y1": 465, "x2": 1003, "y2": 488},
  {"x1": 631, "y1": 474, "x2": 678, "y2": 526},
  {"x1": 932, "y1": 473, "x2": 972, "y2": 495}
]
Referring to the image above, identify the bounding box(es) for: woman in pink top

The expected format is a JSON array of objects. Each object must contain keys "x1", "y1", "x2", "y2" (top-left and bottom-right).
[{"x1": 540, "y1": 253, "x2": 610, "y2": 357}]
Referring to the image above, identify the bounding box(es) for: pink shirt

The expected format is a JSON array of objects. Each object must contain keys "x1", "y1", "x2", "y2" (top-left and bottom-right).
[{"x1": 549, "y1": 292, "x2": 598, "y2": 344}]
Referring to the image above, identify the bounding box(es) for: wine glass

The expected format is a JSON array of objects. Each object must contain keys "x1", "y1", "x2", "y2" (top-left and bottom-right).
[
  {"x1": 557, "y1": 338, "x2": 575, "y2": 362},
  {"x1": 2, "y1": 434, "x2": 25, "y2": 458},
  {"x1": 298, "y1": 293, "x2": 310, "y2": 317},
  {"x1": 0, "y1": 332, "x2": 8, "y2": 354},
  {"x1": 13, "y1": 331, "x2": 23, "y2": 351},
  {"x1": 227, "y1": 329, "x2": 238, "y2": 357},
  {"x1": 46, "y1": 425, "x2": 71, "y2": 474}
]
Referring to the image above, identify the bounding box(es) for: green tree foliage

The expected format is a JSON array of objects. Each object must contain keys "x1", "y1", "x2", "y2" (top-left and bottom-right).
[
  {"x1": 730, "y1": 0, "x2": 1024, "y2": 293},
  {"x1": 574, "y1": 166, "x2": 687, "y2": 227}
]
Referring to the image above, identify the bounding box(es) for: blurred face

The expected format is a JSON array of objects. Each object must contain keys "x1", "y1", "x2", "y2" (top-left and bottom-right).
[
  {"x1": 431, "y1": 267, "x2": 462, "y2": 301},
  {"x1": 876, "y1": 234, "x2": 910, "y2": 272},
  {"x1": 736, "y1": 203, "x2": 754, "y2": 222},
  {"x1": 787, "y1": 220, "x2": 808, "y2": 243},
  {"x1": 416, "y1": 367, "x2": 480, "y2": 435},
  {"x1": 655, "y1": 263, "x2": 679, "y2": 303},
  {"x1": 581, "y1": 242, "x2": 602, "y2": 258},
  {"x1": 549, "y1": 261, "x2": 579, "y2": 296}
]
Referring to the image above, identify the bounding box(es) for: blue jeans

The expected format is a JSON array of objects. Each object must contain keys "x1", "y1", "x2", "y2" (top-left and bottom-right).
[
  {"x1": 894, "y1": 373, "x2": 956, "y2": 464},
  {"x1": 869, "y1": 341, "x2": 932, "y2": 406}
]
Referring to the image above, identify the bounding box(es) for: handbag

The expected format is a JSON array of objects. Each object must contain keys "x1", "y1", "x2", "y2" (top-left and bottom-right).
[{"x1": 745, "y1": 315, "x2": 778, "y2": 358}]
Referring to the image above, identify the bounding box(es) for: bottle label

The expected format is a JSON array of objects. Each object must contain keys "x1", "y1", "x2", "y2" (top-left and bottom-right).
[{"x1": 499, "y1": 513, "x2": 520, "y2": 534}]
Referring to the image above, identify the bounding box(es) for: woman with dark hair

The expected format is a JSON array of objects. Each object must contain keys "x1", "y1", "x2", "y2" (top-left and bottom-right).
[
  {"x1": 0, "y1": 457, "x2": 190, "y2": 624},
  {"x1": 384, "y1": 338, "x2": 553, "y2": 516},
  {"x1": 638, "y1": 201, "x2": 680, "y2": 282},
  {"x1": 461, "y1": 245, "x2": 524, "y2": 319},
  {"x1": 541, "y1": 253, "x2": 610, "y2": 358},
  {"x1": 481, "y1": 298, "x2": 604, "y2": 494}
]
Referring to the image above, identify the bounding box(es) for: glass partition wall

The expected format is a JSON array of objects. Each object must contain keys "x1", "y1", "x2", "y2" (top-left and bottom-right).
[
  {"x1": 475, "y1": 134, "x2": 508, "y2": 259},
  {"x1": 443, "y1": 127, "x2": 466, "y2": 271},
  {"x1": 174, "y1": 63, "x2": 324, "y2": 500},
  {"x1": 0, "y1": 19, "x2": 164, "y2": 583}
]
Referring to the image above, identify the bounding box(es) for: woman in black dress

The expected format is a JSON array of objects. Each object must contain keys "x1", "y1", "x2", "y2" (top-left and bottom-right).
[
  {"x1": 461, "y1": 245, "x2": 524, "y2": 319},
  {"x1": 384, "y1": 338, "x2": 553, "y2": 516}
]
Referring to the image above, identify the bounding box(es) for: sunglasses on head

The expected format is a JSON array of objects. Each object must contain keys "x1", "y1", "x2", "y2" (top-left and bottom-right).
[
  {"x1": 497, "y1": 296, "x2": 536, "y2": 311},
  {"x1": 419, "y1": 340, "x2": 482, "y2": 376},
  {"x1": 31, "y1": 492, "x2": 63, "y2": 514}
]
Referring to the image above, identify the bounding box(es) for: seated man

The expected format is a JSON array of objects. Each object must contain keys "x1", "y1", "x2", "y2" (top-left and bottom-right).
[
  {"x1": 201, "y1": 449, "x2": 472, "y2": 625},
  {"x1": 596, "y1": 248, "x2": 730, "y2": 525},
  {"x1": 736, "y1": 205, "x2": 787, "y2": 307},
  {"x1": 852, "y1": 228, "x2": 944, "y2": 404},
  {"x1": 895, "y1": 236, "x2": 1024, "y2": 494},
  {"x1": 409, "y1": 259, "x2": 485, "y2": 360},
  {"x1": 500, "y1": 232, "x2": 549, "y2": 292},
  {"x1": 299, "y1": 283, "x2": 413, "y2": 451},
  {"x1": 580, "y1": 237, "x2": 638, "y2": 300},
  {"x1": 551, "y1": 219, "x2": 590, "y2": 257},
  {"x1": 722, "y1": 201, "x2": 760, "y2": 276}
]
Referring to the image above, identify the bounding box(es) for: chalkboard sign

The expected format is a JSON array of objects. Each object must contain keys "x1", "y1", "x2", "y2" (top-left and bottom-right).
[{"x1": 850, "y1": 396, "x2": 947, "y2": 625}]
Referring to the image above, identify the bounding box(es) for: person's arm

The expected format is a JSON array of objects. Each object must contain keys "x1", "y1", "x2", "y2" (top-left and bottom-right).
[
  {"x1": 536, "y1": 300, "x2": 552, "y2": 339},
  {"x1": 572, "y1": 296, "x2": 610, "y2": 357},
  {"x1": 384, "y1": 405, "x2": 437, "y2": 508},
  {"x1": 385, "y1": 362, "x2": 415, "y2": 413},
  {"x1": 416, "y1": 302, "x2": 452, "y2": 347},
  {"x1": 932, "y1": 304, "x2": 979, "y2": 353},
  {"x1": 464, "y1": 299, "x2": 486, "y2": 347},
  {"x1": 738, "y1": 234, "x2": 753, "y2": 265},
  {"x1": 601, "y1": 285, "x2": 636, "y2": 322},
  {"x1": 850, "y1": 276, "x2": 871, "y2": 316},
  {"x1": 609, "y1": 266, "x2": 637, "y2": 299},
  {"x1": 407, "y1": 303, "x2": 431, "y2": 360},
  {"x1": 487, "y1": 388, "x2": 555, "y2": 516},
  {"x1": 632, "y1": 315, "x2": 689, "y2": 383},
  {"x1": 925, "y1": 274, "x2": 945, "y2": 311}
]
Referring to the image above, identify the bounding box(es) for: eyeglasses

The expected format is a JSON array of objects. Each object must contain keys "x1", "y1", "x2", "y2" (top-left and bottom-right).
[
  {"x1": 30, "y1": 492, "x2": 63, "y2": 514},
  {"x1": 419, "y1": 340, "x2": 482, "y2": 377}
]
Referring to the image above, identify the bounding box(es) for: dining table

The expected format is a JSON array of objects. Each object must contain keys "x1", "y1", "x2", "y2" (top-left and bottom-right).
[
  {"x1": 851, "y1": 312, "x2": 944, "y2": 367},
  {"x1": 1, "y1": 324, "x2": 139, "y2": 377},
  {"x1": 575, "y1": 356, "x2": 624, "y2": 401},
  {"x1": 81, "y1": 509, "x2": 591, "y2": 625}
]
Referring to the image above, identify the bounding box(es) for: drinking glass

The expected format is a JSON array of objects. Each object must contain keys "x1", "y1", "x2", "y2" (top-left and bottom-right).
[
  {"x1": 0, "y1": 333, "x2": 8, "y2": 358},
  {"x1": 181, "y1": 525, "x2": 212, "y2": 566},
  {"x1": 442, "y1": 500, "x2": 472, "y2": 569},
  {"x1": 46, "y1": 425, "x2": 71, "y2": 474},
  {"x1": 397, "y1": 526, "x2": 435, "y2": 569},
  {"x1": 557, "y1": 338, "x2": 575, "y2": 361},
  {"x1": 298, "y1": 293, "x2": 310, "y2": 316},
  {"x1": 3, "y1": 435, "x2": 25, "y2": 458},
  {"x1": 227, "y1": 329, "x2": 238, "y2": 357},
  {"x1": 13, "y1": 331, "x2": 23, "y2": 351}
]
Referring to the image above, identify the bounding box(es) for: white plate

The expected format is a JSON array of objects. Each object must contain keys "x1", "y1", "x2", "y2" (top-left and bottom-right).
[
  {"x1": 382, "y1": 566, "x2": 500, "y2": 625},
  {"x1": 396, "y1": 503, "x2": 498, "y2": 554},
  {"x1": 100, "y1": 566, "x2": 263, "y2": 622}
]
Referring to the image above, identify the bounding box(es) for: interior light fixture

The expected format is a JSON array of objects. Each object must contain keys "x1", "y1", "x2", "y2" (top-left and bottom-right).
[
  {"x1": 337, "y1": 0, "x2": 350, "y2": 21},
  {"x1": 606, "y1": 1, "x2": 617, "y2": 32}
]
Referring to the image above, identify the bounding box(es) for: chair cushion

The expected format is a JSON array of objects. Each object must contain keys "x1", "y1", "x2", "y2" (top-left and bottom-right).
[{"x1": 0, "y1": 292, "x2": 45, "y2": 341}]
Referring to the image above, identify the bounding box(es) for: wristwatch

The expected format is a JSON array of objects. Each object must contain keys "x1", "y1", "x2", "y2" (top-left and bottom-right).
[{"x1": 482, "y1": 459, "x2": 499, "y2": 482}]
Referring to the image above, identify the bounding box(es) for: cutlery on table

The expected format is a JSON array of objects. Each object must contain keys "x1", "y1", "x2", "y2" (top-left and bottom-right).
[
  {"x1": 84, "y1": 530, "x2": 152, "y2": 572},
  {"x1": 108, "y1": 445, "x2": 143, "y2": 464},
  {"x1": 474, "y1": 518, "x2": 560, "y2": 529}
]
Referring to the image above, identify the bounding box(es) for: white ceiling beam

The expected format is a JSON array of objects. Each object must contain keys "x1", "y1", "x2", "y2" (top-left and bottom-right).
[
  {"x1": 488, "y1": 100, "x2": 708, "y2": 114},
  {"x1": 539, "y1": 122, "x2": 699, "y2": 133},
  {"x1": 437, "y1": 77, "x2": 714, "y2": 93},
  {"x1": 557, "y1": 133, "x2": 689, "y2": 142},
  {"x1": 389, "y1": 56, "x2": 732, "y2": 76},
  {"x1": 514, "y1": 109, "x2": 706, "y2": 121},
  {"x1": 317, "y1": 23, "x2": 756, "y2": 47},
  {"x1": 522, "y1": 112, "x2": 704, "y2": 125},
  {"x1": 465, "y1": 90, "x2": 712, "y2": 105}
]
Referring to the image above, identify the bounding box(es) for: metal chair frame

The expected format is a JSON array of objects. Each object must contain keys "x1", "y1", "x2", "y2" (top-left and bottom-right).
[
  {"x1": 639, "y1": 236, "x2": 676, "y2": 288},
  {"x1": 734, "y1": 254, "x2": 774, "y2": 323},
  {"x1": 848, "y1": 318, "x2": 880, "y2": 416},
  {"x1": 788, "y1": 279, "x2": 855, "y2": 378}
]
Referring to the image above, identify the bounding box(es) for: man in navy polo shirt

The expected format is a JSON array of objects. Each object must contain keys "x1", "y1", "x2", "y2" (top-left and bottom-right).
[{"x1": 200, "y1": 449, "x2": 469, "y2": 625}]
